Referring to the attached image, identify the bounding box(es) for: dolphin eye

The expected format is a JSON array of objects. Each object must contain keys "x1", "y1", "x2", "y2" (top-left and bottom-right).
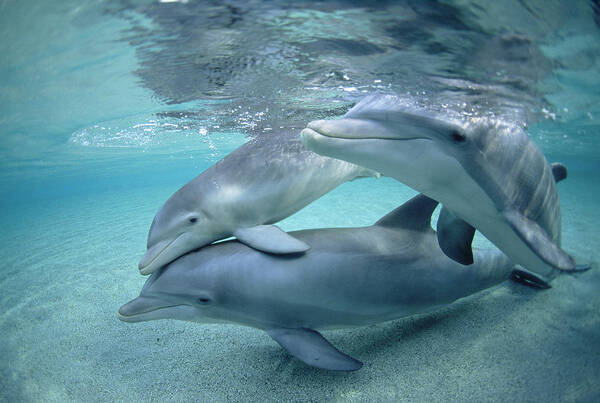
[
  {"x1": 197, "y1": 296, "x2": 211, "y2": 304},
  {"x1": 189, "y1": 217, "x2": 198, "y2": 224},
  {"x1": 451, "y1": 130, "x2": 466, "y2": 143}
]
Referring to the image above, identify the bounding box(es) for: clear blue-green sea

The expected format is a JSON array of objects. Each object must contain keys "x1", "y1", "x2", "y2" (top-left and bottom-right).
[{"x1": 1, "y1": 1, "x2": 599, "y2": 401}]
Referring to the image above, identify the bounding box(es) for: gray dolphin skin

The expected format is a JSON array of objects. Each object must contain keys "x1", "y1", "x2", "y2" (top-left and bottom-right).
[
  {"x1": 139, "y1": 129, "x2": 377, "y2": 275},
  {"x1": 301, "y1": 94, "x2": 576, "y2": 279},
  {"x1": 120, "y1": 194, "x2": 514, "y2": 371}
]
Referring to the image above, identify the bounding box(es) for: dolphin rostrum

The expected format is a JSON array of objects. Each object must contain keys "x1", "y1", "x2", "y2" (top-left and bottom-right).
[
  {"x1": 139, "y1": 129, "x2": 377, "y2": 275},
  {"x1": 120, "y1": 194, "x2": 515, "y2": 371},
  {"x1": 301, "y1": 94, "x2": 581, "y2": 280}
]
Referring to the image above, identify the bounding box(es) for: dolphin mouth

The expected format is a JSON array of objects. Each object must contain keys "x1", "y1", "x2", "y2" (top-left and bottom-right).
[
  {"x1": 300, "y1": 127, "x2": 427, "y2": 153},
  {"x1": 138, "y1": 235, "x2": 182, "y2": 275},
  {"x1": 302, "y1": 122, "x2": 426, "y2": 142},
  {"x1": 117, "y1": 296, "x2": 185, "y2": 323}
]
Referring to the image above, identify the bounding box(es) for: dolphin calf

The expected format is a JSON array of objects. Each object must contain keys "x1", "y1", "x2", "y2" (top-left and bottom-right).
[
  {"x1": 301, "y1": 94, "x2": 580, "y2": 279},
  {"x1": 139, "y1": 129, "x2": 377, "y2": 275},
  {"x1": 120, "y1": 194, "x2": 515, "y2": 371}
]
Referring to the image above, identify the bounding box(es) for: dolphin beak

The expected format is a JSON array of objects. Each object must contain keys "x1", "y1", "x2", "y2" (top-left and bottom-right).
[
  {"x1": 138, "y1": 238, "x2": 173, "y2": 275},
  {"x1": 118, "y1": 296, "x2": 160, "y2": 322},
  {"x1": 304, "y1": 112, "x2": 460, "y2": 141},
  {"x1": 139, "y1": 231, "x2": 194, "y2": 275},
  {"x1": 117, "y1": 295, "x2": 184, "y2": 323},
  {"x1": 118, "y1": 294, "x2": 200, "y2": 323},
  {"x1": 139, "y1": 231, "x2": 205, "y2": 276},
  {"x1": 305, "y1": 118, "x2": 399, "y2": 140}
]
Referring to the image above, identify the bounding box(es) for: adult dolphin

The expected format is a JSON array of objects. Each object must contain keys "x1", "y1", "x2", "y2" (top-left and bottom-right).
[
  {"x1": 139, "y1": 129, "x2": 377, "y2": 275},
  {"x1": 120, "y1": 194, "x2": 515, "y2": 371},
  {"x1": 301, "y1": 94, "x2": 582, "y2": 280}
]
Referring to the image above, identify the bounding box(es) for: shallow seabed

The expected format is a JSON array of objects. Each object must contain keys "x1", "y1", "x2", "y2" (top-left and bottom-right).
[
  {"x1": 1, "y1": 165, "x2": 599, "y2": 402},
  {"x1": 1, "y1": 0, "x2": 599, "y2": 402}
]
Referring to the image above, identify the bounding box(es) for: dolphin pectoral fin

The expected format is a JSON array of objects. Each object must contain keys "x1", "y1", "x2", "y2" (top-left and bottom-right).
[
  {"x1": 504, "y1": 209, "x2": 576, "y2": 271},
  {"x1": 234, "y1": 225, "x2": 310, "y2": 254},
  {"x1": 436, "y1": 207, "x2": 475, "y2": 265},
  {"x1": 511, "y1": 267, "x2": 551, "y2": 289},
  {"x1": 349, "y1": 167, "x2": 381, "y2": 181},
  {"x1": 267, "y1": 328, "x2": 363, "y2": 371}
]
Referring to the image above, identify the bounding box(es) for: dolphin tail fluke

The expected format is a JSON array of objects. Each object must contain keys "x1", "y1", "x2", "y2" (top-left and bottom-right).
[
  {"x1": 267, "y1": 328, "x2": 363, "y2": 371},
  {"x1": 436, "y1": 207, "x2": 476, "y2": 265},
  {"x1": 551, "y1": 162, "x2": 567, "y2": 183},
  {"x1": 503, "y1": 208, "x2": 576, "y2": 272},
  {"x1": 234, "y1": 225, "x2": 310, "y2": 255}
]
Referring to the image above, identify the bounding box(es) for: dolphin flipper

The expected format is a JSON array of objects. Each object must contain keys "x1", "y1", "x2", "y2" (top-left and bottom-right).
[
  {"x1": 436, "y1": 207, "x2": 476, "y2": 265},
  {"x1": 511, "y1": 267, "x2": 551, "y2": 289},
  {"x1": 234, "y1": 225, "x2": 310, "y2": 254},
  {"x1": 511, "y1": 264, "x2": 591, "y2": 289},
  {"x1": 504, "y1": 209, "x2": 576, "y2": 271},
  {"x1": 267, "y1": 328, "x2": 363, "y2": 371}
]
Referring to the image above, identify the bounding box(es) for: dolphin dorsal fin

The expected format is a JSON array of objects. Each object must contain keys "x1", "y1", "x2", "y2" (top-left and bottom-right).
[
  {"x1": 551, "y1": 162, "x2": 567, "y2": 183},
  {"x1": 375, "y1": 194, "x2": 439, "y2": 231}
]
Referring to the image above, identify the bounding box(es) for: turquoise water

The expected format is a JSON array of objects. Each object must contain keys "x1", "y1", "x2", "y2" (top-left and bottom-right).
[{"x1": 1, "y1": 1, "x2": 599, "y2": 401}]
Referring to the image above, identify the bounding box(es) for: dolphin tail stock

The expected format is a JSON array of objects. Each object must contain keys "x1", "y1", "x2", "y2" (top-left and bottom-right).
[
  {"x1": 233, "y1": 225, "x2": 310, "y2": 254},
  {"x1": 266, "y1": 328, "x2": 363, "y2": 371}
]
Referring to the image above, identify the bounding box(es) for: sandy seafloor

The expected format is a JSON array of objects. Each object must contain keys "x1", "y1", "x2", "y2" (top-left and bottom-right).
[{"x1": 0, "y1": 153, "x2": 598, "y2": 402}]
